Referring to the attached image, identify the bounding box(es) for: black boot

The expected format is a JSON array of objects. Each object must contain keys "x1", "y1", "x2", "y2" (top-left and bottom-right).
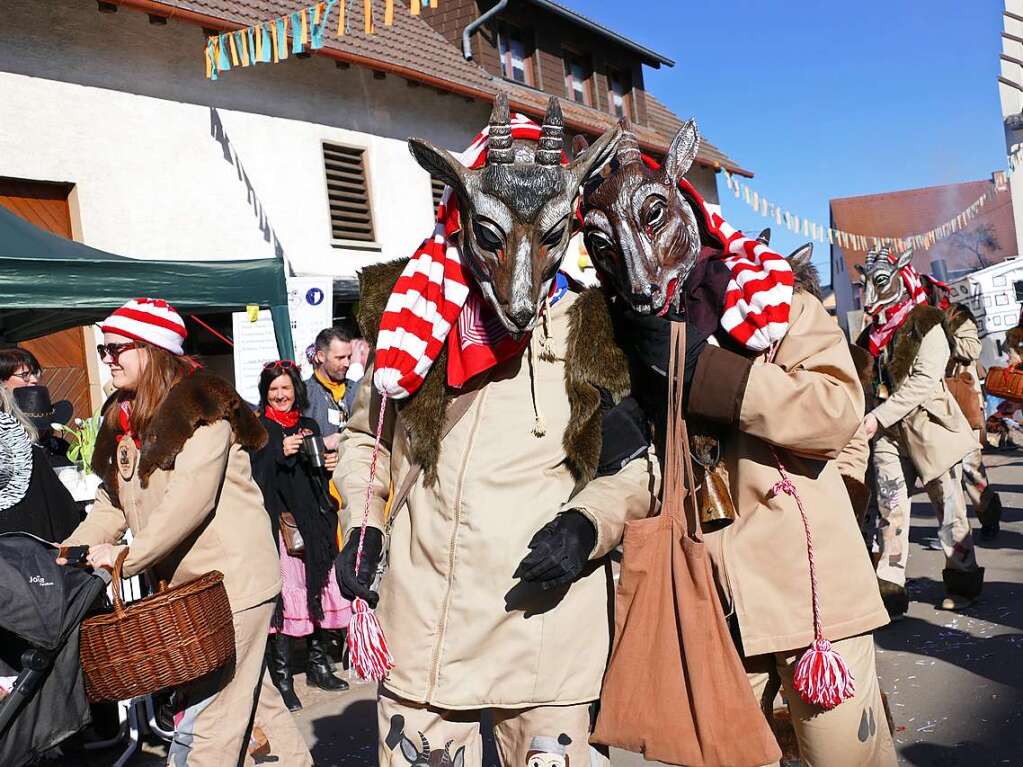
[
  {"x1": 977, "y1": 491, "x2": 1002, "y2": 540},
  {"x1": 877, "y1": 578, "x2": 909, "y2": 621},
  {"x1": 306, "y1": 630, "x2": 349, "y2": 691},
  {"x1": 942, "y1": 567, "x2": 985, "y2": 610},
  {"x1": 266, "y1": 634, "x2": 302, "y2": 711}
]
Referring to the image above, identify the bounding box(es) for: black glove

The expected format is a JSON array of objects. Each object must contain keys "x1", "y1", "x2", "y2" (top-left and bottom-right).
[
  {"x1": 334, "y1": 527, "x2": 384, "y2": 608},
  {"x1": 513, "y1": 511, "x2": 597, "y2": 590},
  {"x1": 597, "y1": 396, "x2": 651, "y2": 477},
  {"x1": 620, "y1": 309, "x2": 710, "y2": 394}
]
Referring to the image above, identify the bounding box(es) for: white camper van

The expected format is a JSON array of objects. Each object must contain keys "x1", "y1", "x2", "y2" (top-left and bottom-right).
[{"x1": 947, "y1": 258, "x2": 1023, "y2": 370}]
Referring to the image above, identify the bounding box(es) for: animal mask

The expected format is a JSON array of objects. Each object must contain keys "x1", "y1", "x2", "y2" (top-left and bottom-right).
[
  {"x1": 857, "y1": 247, "x2": 914, "y2": 316},
  {"x1": 581, "y1": 119, "x2": 702, "y2": 315},
  {"x1": 408, "y1": 94, "x2": 620, "y2": 335}
]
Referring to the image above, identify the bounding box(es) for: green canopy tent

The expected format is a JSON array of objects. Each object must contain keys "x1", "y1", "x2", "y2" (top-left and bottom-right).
[{"x1": 0, "y1": 203, "x2": 293, "y2": 359}]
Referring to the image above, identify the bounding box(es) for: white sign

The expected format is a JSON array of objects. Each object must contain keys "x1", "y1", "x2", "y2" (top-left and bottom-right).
[
  {"x1": 231, "y1": 278, "x2": 333, "y2": 404},
  {"x1": 287, "y1": 277, "x2": 333, "y2": 379}
]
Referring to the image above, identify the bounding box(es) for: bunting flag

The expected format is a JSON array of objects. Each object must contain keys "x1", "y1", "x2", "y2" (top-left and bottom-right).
[
  {"x1": 207, "y1": 1, "x2": 442, "y2": 78},
  {"x1": 722, "y1": 169, "x2": 1003, "y2": 255}
]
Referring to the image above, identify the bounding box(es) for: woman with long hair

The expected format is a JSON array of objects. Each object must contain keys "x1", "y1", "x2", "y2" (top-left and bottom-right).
[
  {"x1": 0, "y1": 386, "x2": 80, "y2": 541},
  {"x1": 59, "y1": 299, "x2": 312, "y2": 767},
  {"x1": 250, "y1": 361, "x2": 351, "y2": 712}
]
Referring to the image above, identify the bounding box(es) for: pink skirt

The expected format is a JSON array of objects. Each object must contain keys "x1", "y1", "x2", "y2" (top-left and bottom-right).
[{"x1": 269, "y1": 534, "x2": 352, "y2": 637}]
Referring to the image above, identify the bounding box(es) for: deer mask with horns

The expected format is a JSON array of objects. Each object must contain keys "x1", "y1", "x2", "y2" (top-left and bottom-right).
[
  {"x1": 407, "y1": 94, "x2": 620, "y2": 335},
  {"x1": 857, "y1": 247, "x2": 915, "y2": 317},
  {"x1": 580, "y1": 119, "x2": 702, "y2": 316}
]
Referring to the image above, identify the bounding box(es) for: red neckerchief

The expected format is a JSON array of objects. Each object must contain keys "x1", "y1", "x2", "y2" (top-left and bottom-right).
[
  {"x1": 264, "y1": 406, "x2": 300, "y2": 429},
  {"x1": 117, "y1": 401, "x2": 141, "y2": 448}
]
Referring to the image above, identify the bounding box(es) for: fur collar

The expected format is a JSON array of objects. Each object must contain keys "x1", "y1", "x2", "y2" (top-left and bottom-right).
[
  {"x1": 356, "y1": 261, "x2": 631, "y2": 485},
  {"x1": 946, "y1": 303, "x2": 975, "y2": 333},
  {"x1": 887, "y1": 304, "x2": 946, "y2": 385},
  {"x1": 93, "y1": 372, "x2": 266, "y2": 497}
]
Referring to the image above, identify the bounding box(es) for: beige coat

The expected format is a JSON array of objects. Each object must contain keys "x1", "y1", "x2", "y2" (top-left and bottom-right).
[
  {"x1": 64, "y1": 382, "x2": 281, "y2": 613},
  {"x1": 689, "y1": 292, "x2": 888, "y2": 657},
  {"x1": 335, "y1": 291, "x2": 659, "y2": 710},
  {"x1": 872, "y1": 325, "x2": 975, "y2": 484}
]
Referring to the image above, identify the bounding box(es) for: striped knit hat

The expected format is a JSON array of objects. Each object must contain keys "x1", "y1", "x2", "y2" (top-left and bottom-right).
[{"x1": 101, "y1": 298, "x2": 187, "y2": 355}]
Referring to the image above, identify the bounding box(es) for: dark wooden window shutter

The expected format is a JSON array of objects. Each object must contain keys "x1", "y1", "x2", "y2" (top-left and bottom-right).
[{"x1": 323, "y1": 143, "x2": 375, "y2": 243}]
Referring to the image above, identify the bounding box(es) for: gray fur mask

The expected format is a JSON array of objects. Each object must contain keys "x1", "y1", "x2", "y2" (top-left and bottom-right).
[{"x1": 408, "y1": 94, "x2": 620, "y2": 335}]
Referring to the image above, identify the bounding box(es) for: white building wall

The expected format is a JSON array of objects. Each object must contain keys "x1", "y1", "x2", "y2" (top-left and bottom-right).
[
  {"x1": 0, "y1": 0, "x2": 492, "y2": 285},
  {"x1": 1002, "y1": 2, "x2": 1023, "y2": 258},
  {"x1": 0, "y1": 0, "x2": 725, "y2": 292}
]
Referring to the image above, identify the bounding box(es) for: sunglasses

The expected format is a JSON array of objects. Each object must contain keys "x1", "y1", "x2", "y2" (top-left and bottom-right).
[
  {"x1": 263, "y1": 360, "x2": 298, "y2": 370},
  {"x1": 97, "y1": 342, "x2": 138, "y2": 363}
]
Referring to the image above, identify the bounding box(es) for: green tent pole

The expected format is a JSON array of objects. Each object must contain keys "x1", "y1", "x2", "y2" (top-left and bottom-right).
[{"x1": 270, "y1": 304, "x2": 296, "y2": 361}]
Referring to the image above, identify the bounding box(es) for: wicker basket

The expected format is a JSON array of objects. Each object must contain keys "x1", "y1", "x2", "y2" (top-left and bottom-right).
[
  {"x1": 80, "y1": 548, "x2": 236, "y2": 703},
  {"x1": 985, "y1": 365, "x2": 1023, "y2": 403}
]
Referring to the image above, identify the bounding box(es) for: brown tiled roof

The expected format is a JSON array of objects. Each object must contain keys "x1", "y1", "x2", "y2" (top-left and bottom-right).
[
  {"x1": 830, "y1": 177, "x2": 1017, "y2": 280},
  {"x1": 121, "y1": 0, "x2": 749, "y2": 174}
]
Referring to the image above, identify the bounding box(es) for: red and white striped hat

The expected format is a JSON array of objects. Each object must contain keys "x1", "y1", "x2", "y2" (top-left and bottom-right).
[{"x1": 101, "y1": 298, "x2": 187, "y2": 355}]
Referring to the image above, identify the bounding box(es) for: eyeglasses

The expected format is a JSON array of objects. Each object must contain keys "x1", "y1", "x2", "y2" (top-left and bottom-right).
[
  {"x1": 10, "y1": 368, "x2": 39, "y2": 382},
  {"x1": 97, "y1": 342, "x2": 138, "y2": 364},
  {"x1": 263, "y1": 360, "x2": 298, "y2": 370}
]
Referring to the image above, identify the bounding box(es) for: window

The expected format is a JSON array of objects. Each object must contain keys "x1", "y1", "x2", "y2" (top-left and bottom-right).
[
  {"x1": 497, "y1": 24, "x2": 532, "y2": 85},
  {"x1": 608, "y1": 68, "x2": 632, "y2": 119},
  {"x1": 323, "y1": 143, "x2": 375, "y2": 244},
  {"x1": 1015, "y1": 280, "x2": 1023, "y2": 302},
  {"x1": 994, "y1": 316, "x2": 1003, "y2": 326},
  {"x1": 563, "y1": 51, "x2": 592, "y2": 105},
  {"x1": 995, "y1": 275, "x2": 1007, "y2": 287},
  {"x1": 997, "y1": 293, "x2": 1010, "y2": 306},
  {"x1": 430, "y1": 176, "x2": 447, "y2": 214}
]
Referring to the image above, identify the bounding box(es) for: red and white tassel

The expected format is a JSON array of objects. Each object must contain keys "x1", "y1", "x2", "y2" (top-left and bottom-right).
[
  {"x1": 792, "y1": 637, "x2": 856, "y2": 710},
  {"x1": 771, "y1": 455, "x2": 856, "y2": 711},
  {"x1": 346, "y1": 395, "x2": 395, "y2": 682},
  {"x1": 347, "y1": 596, "x2": 394, "y2": 681}
]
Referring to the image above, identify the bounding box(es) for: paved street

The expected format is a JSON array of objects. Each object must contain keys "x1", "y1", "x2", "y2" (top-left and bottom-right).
[{"x1": 89, "y1": 452, "x2": 1023, "y2": 766}]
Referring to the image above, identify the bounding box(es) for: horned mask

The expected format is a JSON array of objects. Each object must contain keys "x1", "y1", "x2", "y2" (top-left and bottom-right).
[
  {"x1": 407, "y1": 94, "x2": 620, "y2": 335},
  {"x1": 857, "y1": 247, "x2": 914, "y2": 316},
  {"x1": 581, "y1": 119, "x2": 702, "y2": 315}
]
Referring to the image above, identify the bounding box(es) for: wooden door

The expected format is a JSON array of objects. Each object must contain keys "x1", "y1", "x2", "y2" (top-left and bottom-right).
[{"x1": 0, "y1": 180, "x2": 93, "y2": 420}]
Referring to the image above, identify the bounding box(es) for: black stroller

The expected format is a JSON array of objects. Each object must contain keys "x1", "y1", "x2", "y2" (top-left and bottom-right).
[{"x1": 0, "y1": 532, "x2": 110, "y2": 767}]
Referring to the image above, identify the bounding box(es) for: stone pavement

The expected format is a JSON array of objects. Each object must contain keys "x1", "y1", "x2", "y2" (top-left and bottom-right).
[{"x1": 79, "y1": 452, "x2": 1023, "y2": 766}]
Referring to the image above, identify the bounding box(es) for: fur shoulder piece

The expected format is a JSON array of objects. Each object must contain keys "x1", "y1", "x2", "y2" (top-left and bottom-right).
[
  {"x1": 92, "y1": 372, "x2": 267, "y2": 492},
  {"x1": 888, "y1": 304, "x2": 946, "y2": 386},
  {"x1": 355, "y1": 257, "x2": 450, "y2": 484},
  {"x1": 787, "y1": 249, "x2": 823, "y2": 301},
  {"x1": 1006, "y1": 325, "x2": 1023, "y2": 355},
  {"x1": 356, "y1": 259, "x2": 409, "y2": 344},
  {"x1": 563, "y1": 288, "x2": 631, "y2": 483}
]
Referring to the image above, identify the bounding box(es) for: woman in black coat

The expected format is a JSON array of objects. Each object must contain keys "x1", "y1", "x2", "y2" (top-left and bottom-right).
[
  {"x1": 250, "y1": 361, "x2": 350, "y2": 712},
  {"x1": 0, "y1": 390, "x2": 80, "y2": 542}
]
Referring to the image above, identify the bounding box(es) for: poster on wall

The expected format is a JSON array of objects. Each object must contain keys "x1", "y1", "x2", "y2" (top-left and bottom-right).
[{"x1": 232, "y1": 277, "x2": 332, "y2": 404}]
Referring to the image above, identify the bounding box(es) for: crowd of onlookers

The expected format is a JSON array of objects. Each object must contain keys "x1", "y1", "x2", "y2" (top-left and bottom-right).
[{"x1": 0, "y1": 315, "x2": 371, "y2": 764}]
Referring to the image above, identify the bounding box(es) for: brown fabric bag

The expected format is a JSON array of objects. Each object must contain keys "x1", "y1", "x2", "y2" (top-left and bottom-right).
[
  {"x1": 591, "y1": 322, "x2": 780, "y2": 767},
  {"x1": 945, "y1": 372, "x2": 983, "y2": 430},
  {"x1": 279, "y1": 511, "x2": 305, "y2": 556}
]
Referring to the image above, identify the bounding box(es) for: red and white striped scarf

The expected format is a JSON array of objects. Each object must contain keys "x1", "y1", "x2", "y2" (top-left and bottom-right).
[
  {"x1": 373, "y1": 114, "x2": 543, "y2": 400},
  {"x1": 678, "y1": 179, "x2": 794, "y2": 352},
  {"x1": 867, "y1": 264, "x2": 927, "y2": 357}
]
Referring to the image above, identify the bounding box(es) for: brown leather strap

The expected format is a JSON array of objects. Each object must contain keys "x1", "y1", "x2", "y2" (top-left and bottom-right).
[
  {"x1": 665, "y1": 322, "x2": 701, "y2": 540},
  {"x1": 387, "y1": 387, "x2": 482, "y2": 521}
]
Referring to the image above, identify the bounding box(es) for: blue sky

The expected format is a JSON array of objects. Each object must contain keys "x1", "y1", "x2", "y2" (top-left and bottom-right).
[{"x1": 577, "y1": 0, "x2": 1008, "y2": 284}]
